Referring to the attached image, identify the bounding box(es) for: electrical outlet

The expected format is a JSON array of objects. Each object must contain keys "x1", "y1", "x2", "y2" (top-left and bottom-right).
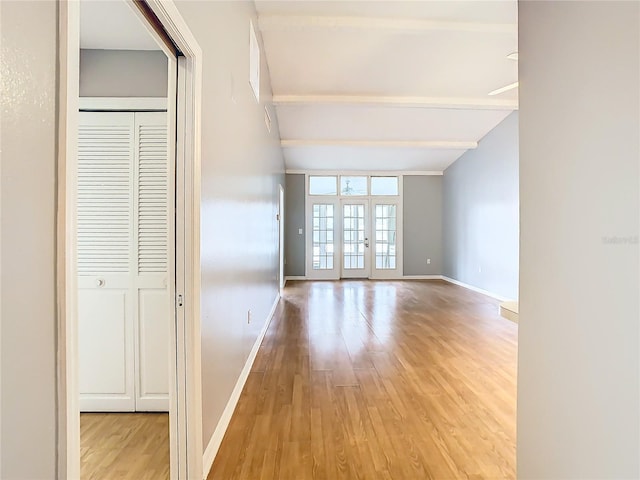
[
  {"x1": 247, "y1": 309, "x2": 251, "y2": 324},
  {"x1": 427, "y1": 258, "x2": 431, "y2": 265},
  {"x1": 298, "y1": 228, "x2": 303, "y2": 235}
]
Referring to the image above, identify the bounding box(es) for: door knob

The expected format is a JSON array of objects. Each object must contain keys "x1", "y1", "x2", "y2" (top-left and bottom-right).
[{"x1": 96, "y1": 278, "x2": 105, "y2": 287}]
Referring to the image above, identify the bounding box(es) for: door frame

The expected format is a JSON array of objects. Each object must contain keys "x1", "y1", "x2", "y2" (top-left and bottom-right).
[
  {"x1": 340, "y1": 199, "x2": 371, "y2": 279},
  {"x1": 304, "y1": 173, "x2": 405, "y2": 280},
  {"x1": 57, "y1": 2, "x2": 203, "y2": 479},
  {"x1": 278, "y1": 184, "x2": 285, "y2": 294}
]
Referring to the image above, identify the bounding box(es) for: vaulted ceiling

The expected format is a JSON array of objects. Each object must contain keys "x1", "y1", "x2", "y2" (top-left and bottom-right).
[
  {"x1": 255, "y1": 0, "x2": 518, "y2": 172},
  {"x1": 80, "y1": 0, "x2": 518, "y2": 173}
]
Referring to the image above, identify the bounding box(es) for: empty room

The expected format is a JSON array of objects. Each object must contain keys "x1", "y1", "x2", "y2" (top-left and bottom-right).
[{"x1": 1, "y1": 1, "x2": 638, "y2": 480}]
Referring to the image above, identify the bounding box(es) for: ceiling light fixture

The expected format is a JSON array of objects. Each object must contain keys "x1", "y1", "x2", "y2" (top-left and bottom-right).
[
  {"x1": 488, "y1": 81, "x2": 519, "y2": 96},
  {"x1": 507, "y1": 52, "x2": 519, "y2": 61}
]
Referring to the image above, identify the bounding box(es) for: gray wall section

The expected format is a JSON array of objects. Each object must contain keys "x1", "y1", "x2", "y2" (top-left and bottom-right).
[
  {"x1": 80, "y1": 49, "x2": 168, "y2": 97},
  {"x1": 173, "y1": 0, "x2": 285, "y2": 450},
  {"x1": 403, "y1": 176, "x2": 443, "y2": 275},
  {"x1": 284, "y1": 174, "x2": 306, "y2": 276},
  {"x1": 443, "y1": 112, "x2": 519, "y2": 299},
  {"x1": 1, "y1": 1, "x2": 58, "y2": 478},
  {"x1": 518, "y1": 2, "x2": 639, "y2": 478}
]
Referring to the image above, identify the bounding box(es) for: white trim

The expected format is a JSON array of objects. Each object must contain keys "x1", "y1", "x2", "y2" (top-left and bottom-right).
[
  {"x1": 141, "y1": 2, "x2": 204, "y2": 479},
  {"x1": 441, "y1": 276, "x2": 510, "y2": 302},
  {"x1": 281, "y1": 139, "x2": 477, "y2": 149},
  {"x1": 402, "y1": 275, "x2": 444, "y2": 280},
  {"x1": 202, "y1": 295, "x2": 281, "y2": 480},
  {"x1": 285, "y1": 275, "x2": 307, "y2": 282},
  {"x1": 79, "y1": 97, "x2": 167, "y2": 111},
  {"x1": 273, "y1": 94, "x2": 518, "y2": 111},
  {"x1": 57, "y1": 2, "x2": 81, "y2": 477},
  {"x1": 259, "y1": 15, "x2": 517, "y2": 35},
  {"x1": 499, "y1": 301, "x2": 519, "y2": 323},
  {"x1": 286, "y1": 169, "x2": 443, "y2": 176}
]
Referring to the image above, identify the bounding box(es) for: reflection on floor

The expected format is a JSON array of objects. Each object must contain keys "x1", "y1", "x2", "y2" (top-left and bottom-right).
[
  {"x1": 209, "y1": 279, "x2": 518, "y2": 480},
  {"x1": 80, "y1": 412, "x2": 169, "y2": 480}
]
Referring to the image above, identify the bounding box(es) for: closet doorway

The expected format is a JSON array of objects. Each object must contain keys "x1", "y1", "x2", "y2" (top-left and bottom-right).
[{"x1": 77, "y1": 1, "x2": 172, "y2": 478}]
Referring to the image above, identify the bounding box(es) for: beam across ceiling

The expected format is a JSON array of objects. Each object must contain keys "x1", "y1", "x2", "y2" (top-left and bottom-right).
[
  {"x1": 273, "y1": 95, "x2": 518, "y2": 111},
  {"x1": 258, "y1": 15, "x2": 517, "y2": 35},
  {"x1": 281, "y1": 139, "x2": 478, "y2": 149}
]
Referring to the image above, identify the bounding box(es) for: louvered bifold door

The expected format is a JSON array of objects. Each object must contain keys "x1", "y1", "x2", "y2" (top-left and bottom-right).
[
  {"x1": 78, "y1": 112, "x2": 136, "y2": 412},
  {"x1": 134, "y1": 112, "x2": 170, "y2": 411}
]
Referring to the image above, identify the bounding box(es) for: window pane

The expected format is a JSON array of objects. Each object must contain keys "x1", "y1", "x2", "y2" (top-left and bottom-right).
[
  {"x1": 371, "y1": 176, "x2": 398, "y2": 196},
  {"x1": 343, "y1": 203, "x2": 365, "y2": 269},
  {"x1": 340, "y1": 176, "x2": 367, "y2": 196},
  {"x1": 374, "y1": 203, "x2": 397, "y2": 270},
  {"x1": 312, "y1": 203, "x2": 335, "y2": 270},
  {"x1": 309, "y1": 176, "x2": 337, "y2": 195}
]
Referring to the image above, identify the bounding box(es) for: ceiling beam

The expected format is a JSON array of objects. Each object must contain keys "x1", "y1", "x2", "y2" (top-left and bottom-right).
[
  {"x1": 272, "y1": 94, "x2": 518, "y2": 110},
  {"x1": 258, "y1": 15, "x2": 517, "y2": 35},
  {"x1": 281, "y1": 140, "x2": 477, "y2": 149}
]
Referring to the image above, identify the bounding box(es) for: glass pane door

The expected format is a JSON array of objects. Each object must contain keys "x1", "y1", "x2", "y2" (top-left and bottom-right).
[
  {"x1": 370, "y1": 201, "x2": 401, "y2": 278},
  {"x1": 341, "y1": 200, "x2": 370, "y2": 278},
  {"x1": 306, "y1": 200, "x2": 339, "y2": 279},
  {"x1": 374, "y1": 204, "x2": 397, "y2": 269}
]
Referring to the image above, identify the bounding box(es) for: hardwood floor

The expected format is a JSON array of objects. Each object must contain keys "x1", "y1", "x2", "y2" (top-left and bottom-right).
[
  {"x1": 80, "y1": 412, "x2": 169, "y2": 480},
  {"x1": 209, "y1": 280, "x2": 518, "y2": 480}
]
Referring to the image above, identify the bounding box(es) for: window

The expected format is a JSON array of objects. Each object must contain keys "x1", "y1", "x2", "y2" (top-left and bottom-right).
[
  {"x1": 375, "y1": 204, "x2": 397, "y2": 269},
  {"x1": 340, "y1": 176, "x2": 367, "y2": 196},
  {"x1": 309, "y1": 176, "x2": 337, "y2": 195},
  {"x1": 312, "y1": 204, "x2": 334, "y2": 269},
  {"x1": 343, "y1": 204, "x2": 365, "y2": 269},
  {"x1": 371, "y1": 176, "x2": 399, "y2": 196}
]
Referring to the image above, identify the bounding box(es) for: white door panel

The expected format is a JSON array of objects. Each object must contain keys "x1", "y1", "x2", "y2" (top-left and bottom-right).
[
  {"x1": 136, "y1": 288, "x2": 170, "y2": 411},
  {"x1": 78, "y1": 110, "x2": 170, "y2": 412},
  {"x1": 78, "y1": 289, "x2": 135, "y2": 411}
]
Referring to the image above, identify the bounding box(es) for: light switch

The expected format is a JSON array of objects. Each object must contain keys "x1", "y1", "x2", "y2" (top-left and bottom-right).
[{"x1": 298, "y1": 228, "x2": 303, "y2": 235}]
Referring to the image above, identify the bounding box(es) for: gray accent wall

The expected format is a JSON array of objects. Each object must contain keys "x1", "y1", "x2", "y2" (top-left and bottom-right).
[
  {"x1": 1, "y1": 1, "x2": 58, "y2": 477},
  {"x1": 173, "y1": 0, "x2": 285, "y2": 451},
  {"x1": 518, "y1": 2, "x2": 638, "y2": 478},
  {"x1": 285, "y1": 174, "x2": 305, "y2": 276},
  {"x1": 443, "y1": 112, "x2": 519, "y2": 299},
  {"x1": 80, "y1": 49, "x2": 168, "y2": 97},
  {"x1": 403, "y1": 176, "x2": 443, "y2": 275}
]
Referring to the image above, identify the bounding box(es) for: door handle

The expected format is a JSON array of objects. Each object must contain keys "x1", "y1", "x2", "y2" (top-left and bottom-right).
[{"x1": 364, "y1": 237, "x2": 369, "y2": 248}]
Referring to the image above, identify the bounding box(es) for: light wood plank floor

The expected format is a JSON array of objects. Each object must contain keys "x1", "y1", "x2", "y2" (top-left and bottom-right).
[
  {"x1": 81, "y1": 412, "x2": 169, "y2": 480},
  {"x1": 209, "y1": 280, "x2": 518, "y2": 480}
]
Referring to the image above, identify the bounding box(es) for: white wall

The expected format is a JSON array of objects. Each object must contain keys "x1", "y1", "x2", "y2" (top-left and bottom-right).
[
  {"x1": 518, "y1": 1, "x2": 639, "y2": 478},
  {"x1": 0, "y1": 1, "x2": 58, "y2": 478},
  {"x1": 173, "y1": 0, "x2": 285, "y2": 451},
  {"x1": 443, "y1": 112, "x2": 519, "y2": 299}
]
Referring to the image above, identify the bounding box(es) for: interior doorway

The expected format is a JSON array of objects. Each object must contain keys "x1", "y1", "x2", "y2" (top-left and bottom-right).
[
  {"x1": 77, "y1": 2, "x2": 173, "y2": 477},
  {"x1": 60, "y1": 1, "x2": 204, "y2": 479},
  {"x1": 278, "y1": 184, "x2": 285, "y2": 293}
]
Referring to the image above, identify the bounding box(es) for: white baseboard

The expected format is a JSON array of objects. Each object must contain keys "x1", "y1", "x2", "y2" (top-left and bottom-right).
[
  {"x1": 402, "y1": 275, "x2": 443, "y2": 280},
  {"x1": 441, "y1": 276, "x2": 509, "y2": 302},
  {"x1": 285, "y1": 275, "x2": 306, "y2": 282},
  {"x1": 202, "y1": 294, "x2": 280, "y2": 479}
]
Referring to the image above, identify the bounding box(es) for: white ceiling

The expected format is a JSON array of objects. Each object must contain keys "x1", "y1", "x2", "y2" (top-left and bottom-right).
[
  {"x1": 80, "y1": 0, "x2": 160, "y2": 50},
  {"x1": 256, "y1": 0, "x2": 518, "y2": 172}
]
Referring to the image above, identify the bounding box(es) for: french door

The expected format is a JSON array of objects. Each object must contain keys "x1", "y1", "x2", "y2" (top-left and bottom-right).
[
  {"x1": 341, "y1": 200, "x2": 370, "y2": 278},
  {"x1": 306, "y1": 197, "x2": 402, "y2": 279}
]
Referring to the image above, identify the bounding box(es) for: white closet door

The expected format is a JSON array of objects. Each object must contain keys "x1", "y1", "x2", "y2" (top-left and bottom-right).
[
  {"x1": 78, "y1": 112, "x2": 136, "y2": 412},
  {"x1": 134, "y1": 112, "x2": 170, "y2": 411}
]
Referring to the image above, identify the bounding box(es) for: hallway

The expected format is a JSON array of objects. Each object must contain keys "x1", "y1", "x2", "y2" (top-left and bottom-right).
[{"x1": 209, "y1": 280, "x2": 517, "y2": 479}]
